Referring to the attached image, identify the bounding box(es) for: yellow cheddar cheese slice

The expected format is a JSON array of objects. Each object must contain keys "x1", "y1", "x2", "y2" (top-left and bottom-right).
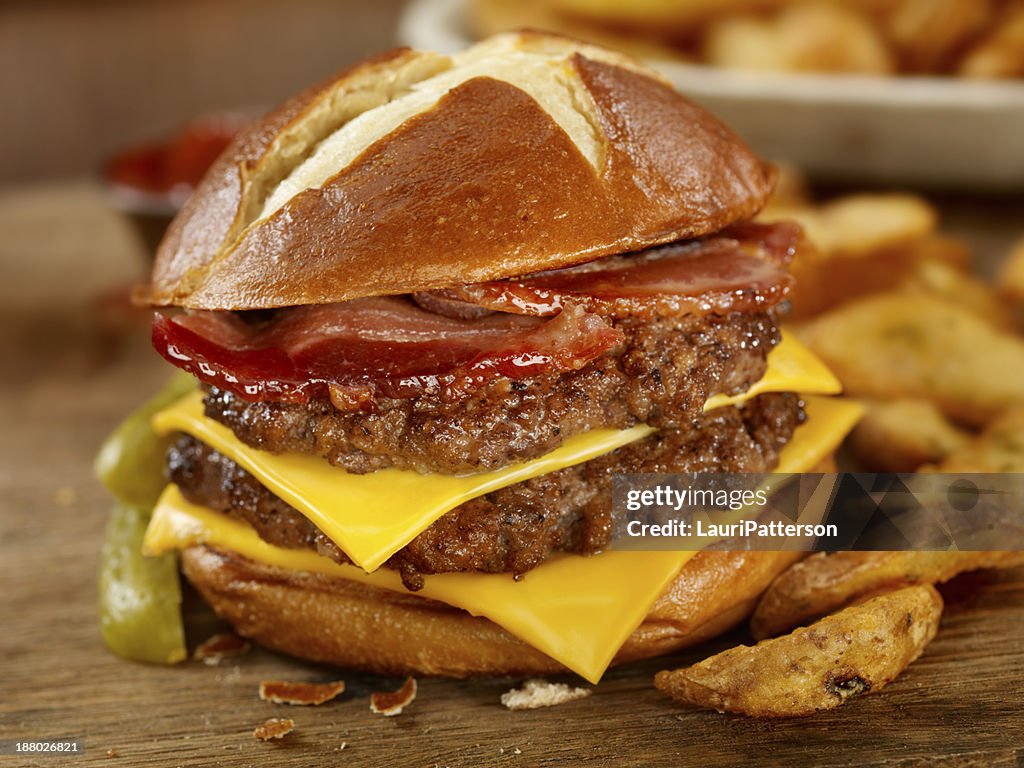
[
  {"x1": 144, "y1": 395, "x2": 861, "y2": 683},
  {"x1": 704, "y1": 331, "x2": 841, "y2": 412},
  {"x1": 152, "y1": 332, "x2": 838, "y2": 574},
  {"x1": 154, "y1": 393, "x2": 654, "y2": 573}
]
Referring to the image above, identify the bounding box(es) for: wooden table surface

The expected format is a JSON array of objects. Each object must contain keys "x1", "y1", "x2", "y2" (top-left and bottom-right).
[{"x1": 1, "y1": 182, "x2": 1023, "y2": 768}]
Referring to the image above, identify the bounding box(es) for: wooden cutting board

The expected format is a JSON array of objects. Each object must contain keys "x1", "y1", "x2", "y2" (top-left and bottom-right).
[{"x1": 1, "y1": 183, "x2": 1022, "y2": 768}]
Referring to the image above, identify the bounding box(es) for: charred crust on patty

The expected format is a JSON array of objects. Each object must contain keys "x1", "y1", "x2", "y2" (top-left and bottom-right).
[
  {"x1": 171, "y1": 393, "x2": 803, "y2": 590},
  {"x1": 201, "y1": 311, "x2": 781, "y2": 475}
]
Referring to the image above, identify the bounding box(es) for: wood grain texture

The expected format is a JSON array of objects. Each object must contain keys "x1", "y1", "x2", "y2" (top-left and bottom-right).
[{"x1": 1, "y1": 183, "x2": 1023, "y2": 768}]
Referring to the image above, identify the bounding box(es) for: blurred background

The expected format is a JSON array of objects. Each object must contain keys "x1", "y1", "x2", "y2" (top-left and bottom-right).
[{"x1": 1, "y1": 0, "x2": 406, "y2": 183}]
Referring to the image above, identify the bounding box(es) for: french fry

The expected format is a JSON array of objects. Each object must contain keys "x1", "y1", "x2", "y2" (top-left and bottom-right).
[
  {"x1": 751, "y1": 552, "x2": 1024, "y2": 640},
  {"x1": 656, "y1": 586, "x2": 942, "y2": 717},
  {"x1": 929, "y1": 408, "x2": 1024, "y2": 472},
  {"x1": 848, "y1": 398, "x2": 971, "y2": 472},
  {"x1": 797, "y1": 292, "x2": 1024, "y2": 425}
]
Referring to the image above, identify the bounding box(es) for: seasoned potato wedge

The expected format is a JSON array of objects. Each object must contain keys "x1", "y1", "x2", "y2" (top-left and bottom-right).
[
  {"x1": 797, "y1": 293, "x2": 1024, "y2": 425},
  {"x1": 656, "y1": 586, "x2": 942, "y2": 717},
  {"x1": 848, "y1": 398, "x2": 970, "y2": 472},
  {"x1": 703, "y1": 5, "x2": 894, "y2": 74},
  {"x1": 751, "y1": 551, "x2": 1024, "y2": 640},
  {"x1": 997, "y1": 237, "x2": 1024, "y2": 303},
  {"x1": 761, "y1": 194, "x2": 936, "y2": 258},
  {"x1": 958, "y1": 5, "x2": 1024, "y2": 78},
  {"x1": 883, "y1": 0, "x2": 994, "y2": 73},
  {"x1": 903, "y1": 258, "x2": 1014, "y2": 329},
  {"x1": 929, "y1": 409, "x2": 1024, "y2": 472}
]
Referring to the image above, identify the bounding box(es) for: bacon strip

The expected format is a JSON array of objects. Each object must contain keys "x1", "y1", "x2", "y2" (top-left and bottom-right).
[
  {"x1": 153, "y1": 298, "x2": 622, "y2": 407},
  {"x1": 437, "y1": 222, "x2": 797, "y2": 318},
  {"x1": 152, "y1": 223, "x2": 798, "y2": 407}
]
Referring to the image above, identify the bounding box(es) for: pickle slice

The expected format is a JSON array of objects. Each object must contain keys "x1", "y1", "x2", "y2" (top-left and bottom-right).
[
  {"x1": 94, "y1": 372, "x2": 194, "y2": 508},
  {"x1": 95, "y1": 373, "x2": 194, "y2": 663},
  {"x1": 98, "y1": 504, "x2": 186, "y2": 664}
]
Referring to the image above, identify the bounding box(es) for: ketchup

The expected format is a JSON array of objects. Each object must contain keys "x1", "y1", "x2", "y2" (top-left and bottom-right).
[{"x1": 104, "y1": 114, "x2": 247, "y2": 203}]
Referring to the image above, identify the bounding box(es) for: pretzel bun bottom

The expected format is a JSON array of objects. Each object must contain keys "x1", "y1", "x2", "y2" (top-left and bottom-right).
[{"x1": 181, "y1": 546, "x2": 803, "y2": 678}]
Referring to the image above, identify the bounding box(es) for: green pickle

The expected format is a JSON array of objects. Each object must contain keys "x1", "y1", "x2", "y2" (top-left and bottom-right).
[
  {"x1": 94, "y1": 372, "x2": 194, "y2": 508},
  {"x1": 95, "y1": 374, "x2": 194, "y2": 664},
  {"x1": 98, "y1": 504, "x2": 186, "y2": 664}
]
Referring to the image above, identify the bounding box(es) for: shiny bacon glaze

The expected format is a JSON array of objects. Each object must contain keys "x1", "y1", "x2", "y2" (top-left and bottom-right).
[{"x1": 152, "y1": 223, "x2": 797, "y2": 410}]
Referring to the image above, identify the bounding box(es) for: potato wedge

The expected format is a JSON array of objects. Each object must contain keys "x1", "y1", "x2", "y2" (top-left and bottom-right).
[
  {"x1": 883, "y1": 0, "x2": 994, "y2": 73},
  {"x1": 958, "y1": 5, "x2": 1024, "y2": 79},
  {"x1": 760, "y1": 194, "x2": 936, "y2": 258},
  {"x1": 903, "y1": 258, "x2": 1014, "y2": 329},
  {"x1": 751, "y1": 551, "x2": 1024, "y2": 640},
  {"x1": 996, "y1": 237, "x2": 1024, "y2": 303},
  {"x1": 656, "y1": 585, "x2": 942, "y2": 717},
  {"x1": 703, "y1": 5, "x2": 895, "y2": 74},
  {"x1": 848, "y1": 398, "x2": 970, "y2": 472},
  {"x1": 797, "y1": 293, "x2": 1024, "y2": 425},
  {"x1": 930, "y1": 408, "x2": 1024, "y2": 472},
  {"x1": 781, "y1": 234, "x2": 970, "y2": 319}
]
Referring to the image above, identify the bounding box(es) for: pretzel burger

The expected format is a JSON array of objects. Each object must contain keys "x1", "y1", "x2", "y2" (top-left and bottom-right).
[{"x1": 136, "y1": 32, "x2": 857, "y2": 682}]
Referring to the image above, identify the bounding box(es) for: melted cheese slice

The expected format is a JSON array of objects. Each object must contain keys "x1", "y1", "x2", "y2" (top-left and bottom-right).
[
  {"x1": 154, "y1": 394, "x2": 653, "y2": 572},
  {"x1": 151, "y1": 332, "x2": 836, "y2": 574},
  {"x1": 704, "y1": 331, "x2": 840, "y2": 412},
  {"x1": 144, "y1": 395, "x2": 861, "y2": 683}
]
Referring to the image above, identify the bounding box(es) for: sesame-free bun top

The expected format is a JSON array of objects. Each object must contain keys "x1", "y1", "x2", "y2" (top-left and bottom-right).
[{"x1": 147, "y1": 32, "x2": 775, "y2": 310}]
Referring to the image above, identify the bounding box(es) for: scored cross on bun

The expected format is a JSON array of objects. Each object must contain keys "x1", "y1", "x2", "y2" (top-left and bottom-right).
[
  {"x1": 131, "y1": 31, "x2": 860, "y2": 684},
  {"x1": 145, "y1": 32, "x2": 774, "y2": 310}
]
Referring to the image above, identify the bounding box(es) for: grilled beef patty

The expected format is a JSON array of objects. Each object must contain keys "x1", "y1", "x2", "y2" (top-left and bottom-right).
[
  {"x1": 171, "y1": 392, "x2": 803, "y2": 590},
  {"x1": 202, "y1": 311, "x2": 780, "y2": 476}
]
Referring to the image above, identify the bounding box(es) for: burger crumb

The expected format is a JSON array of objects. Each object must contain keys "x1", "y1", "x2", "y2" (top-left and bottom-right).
[
  {"x1": 194, "y1": 632, "x2": 251, "y2": 665},
  {"x1": 105, "y1": 748, "x2": 119, "y2": 759},
  {"x1": 500, "y1": 679, "x2": 591, "y2": 710},
  {"x1": 370, "y1": 677, "x2": 417, "y2": 716},
  {"x1": 254, "y1": 717, "x2": 295, "y2": 742},
  {"x1": 259, "y1": 679, "x2": 346, "y2": 706}
]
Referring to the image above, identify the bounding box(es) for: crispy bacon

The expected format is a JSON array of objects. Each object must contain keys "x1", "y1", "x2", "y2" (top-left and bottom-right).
[
  {"x1": 436, "y1": 223, "x2": 797, "y2": 318},
  {"x1": 153, "y1": 297, "x2": 622, "y2": 407},
  {"x1": 152, "y1": 223, "x2": 798, "y2": 408}
]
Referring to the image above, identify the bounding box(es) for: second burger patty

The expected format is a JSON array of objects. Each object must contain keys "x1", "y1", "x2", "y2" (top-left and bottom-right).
[{"x1": 170, "y1": 392, "x2": 804, "y2": 591}]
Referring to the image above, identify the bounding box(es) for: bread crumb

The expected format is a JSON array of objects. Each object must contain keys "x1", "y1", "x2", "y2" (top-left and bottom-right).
[
  {"x1": 259, "y1": 679, "x2": 345, "y2": 706},
  {"x1": 254, "y1": 717, "x2": 295, "y2": 741},
  {"x1": 370, "y1": 677, "x2": 417, "y2": 716},
  {"x1": 500, "y1": 679, "x2": 591, "y2": 710},
  {"x1": 193, "y1": 632, "x2": 250, "y2": 665},
  {"x1": 105, "y1": 748, "x2": 119, "y2": 758}
]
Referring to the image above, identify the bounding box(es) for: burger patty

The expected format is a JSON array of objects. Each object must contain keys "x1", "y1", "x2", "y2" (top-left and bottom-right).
[
  {"x1": 170, "y1": 392, "x2": 804, "y2": 591},
  {"x1": 203, "y1": 310, "x2": 780, "y2": 476}
]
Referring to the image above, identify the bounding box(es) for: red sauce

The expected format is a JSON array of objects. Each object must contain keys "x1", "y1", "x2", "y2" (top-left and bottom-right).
[
  {"x1": 152, "y1": 299, "x2": 621, "y2": 408},
  {"x1": 104, "y1": 114, "x2": 247, "y2": 200}
]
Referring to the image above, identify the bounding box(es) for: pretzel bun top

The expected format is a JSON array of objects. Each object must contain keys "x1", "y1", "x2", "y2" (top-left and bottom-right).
[{"x1": 147, "y1": 32, "x2": 774, "y2": 310}]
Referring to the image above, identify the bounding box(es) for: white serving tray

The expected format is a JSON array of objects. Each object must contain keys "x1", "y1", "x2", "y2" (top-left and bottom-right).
[{"x1": 400, "y1": 0, "x2": 1024, "y2": 191}]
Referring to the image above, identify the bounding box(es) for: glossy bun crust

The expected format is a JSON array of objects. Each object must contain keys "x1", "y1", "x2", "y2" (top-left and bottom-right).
[
  {"x1": 181, "y1": 546, "x2": 801, "y2": 677},
  {"x1": 147, "y1": 32, "x2": 774, "y2": 311}
]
